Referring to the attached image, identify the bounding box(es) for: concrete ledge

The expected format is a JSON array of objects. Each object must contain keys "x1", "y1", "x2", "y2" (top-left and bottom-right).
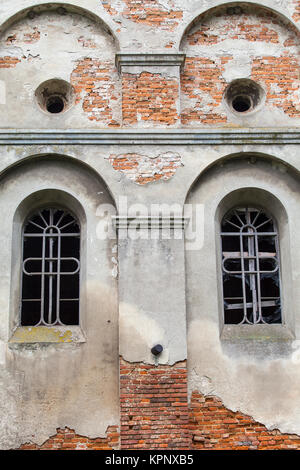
[
  {"x1": 221, "y1": 324, "x2": 295, "y2": 342},
  {"x1": 1, "y1": 129, "x2": 300, "y2": 145},
  {"x1": 9, "y1": 325, "x2": 86, "y2": 344},
  {"x1": 112, "y1": 215, "x2": 189, "y2": 230},
  {"x1": 115, "y1": 53, "x2": 186, "y2": 73}
]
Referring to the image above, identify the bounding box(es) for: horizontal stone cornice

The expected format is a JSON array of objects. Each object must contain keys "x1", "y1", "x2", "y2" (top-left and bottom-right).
[
  {"x1": 0, "y1": 129, "x2": 300, "y2": 145},
  {"x1": 112, "y1": 216, "x2": 189, "y2": 230}
]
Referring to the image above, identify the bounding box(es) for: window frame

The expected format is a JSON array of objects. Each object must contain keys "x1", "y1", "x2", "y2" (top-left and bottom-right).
[
  {"x1": 20, "y1": 206, "x2": 81, "y2": 328},
  {"x1": 220, "y1": 206, "x2": 282, "y2": 326},
  {"x1": 9, "y1": 190, "x2": 87, "y2": 344},
  {"x1": 216, "y1": 189, "x2": 295, "y2": 342}
]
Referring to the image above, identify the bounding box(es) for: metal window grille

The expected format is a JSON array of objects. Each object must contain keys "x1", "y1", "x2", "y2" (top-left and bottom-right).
[
  {"x1": 221, "y1": 207, "x2": 281, "y2": 325},
  {"x1": 21, "y1": 208, "x2": 80, "y2": 326}
]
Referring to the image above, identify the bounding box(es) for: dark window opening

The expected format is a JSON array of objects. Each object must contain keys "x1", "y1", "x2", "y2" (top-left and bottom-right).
[
  {"x1": 221, "y1": 207, "x2": 281, "y2": 325},
  {"x1": 21, "y1": 208, "x2": 80, "y2": 326}
]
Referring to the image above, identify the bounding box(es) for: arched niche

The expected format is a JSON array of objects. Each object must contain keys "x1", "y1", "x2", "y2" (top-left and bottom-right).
[
  {"x1": 184, "y1": 154, "x2": 300, "y2": 340},
  {"x1": 179, "y1": 2, "x2": 300, "y2": 127},
  {"x1": 0, "y1": 3, "x2": 121, "y2": 128}
]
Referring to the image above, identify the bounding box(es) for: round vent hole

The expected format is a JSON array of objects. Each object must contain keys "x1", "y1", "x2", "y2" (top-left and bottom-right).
[
  {"x1": 46, "y1": 96, "x2": 65, "y2": 114},
  {"x1": 232, "y1": 95, "x2": 252, "y2": 113}
]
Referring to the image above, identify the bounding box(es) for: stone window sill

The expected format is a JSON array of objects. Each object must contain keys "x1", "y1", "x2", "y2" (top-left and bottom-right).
[
  {"x1": 9, "y1": 325, "x2": 86, "y2": 344},
  {"x1": 221, "y1": 324, "x2": 295, "y2": 341}
]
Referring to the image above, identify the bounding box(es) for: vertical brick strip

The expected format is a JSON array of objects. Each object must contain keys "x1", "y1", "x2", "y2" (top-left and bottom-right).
[{"x1": 120, "y1": 358, "x2": 191, "y2": 449}]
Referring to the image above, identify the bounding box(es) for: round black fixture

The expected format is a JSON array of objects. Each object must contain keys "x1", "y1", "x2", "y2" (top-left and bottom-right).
[{"x1": 151, "y1": 344, "x2": 163, "y2": 356}]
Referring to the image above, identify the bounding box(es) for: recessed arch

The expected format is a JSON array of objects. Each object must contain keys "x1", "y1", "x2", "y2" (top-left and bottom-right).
[
  {"x1": 179, "y1": 2, "x2": 300, "y2": 127},
  {"x1": 184, "y1": 153, "x2": 299, "y2": 338},
  {"x1": 184, "y1": 151, "x2": 300, "y2": 206},
  {"x1": 0, "y1": 1, "x2": 120, "y2": 50},
  {"x1": 0, "y1": 152, "x2": 117, "y2": 210},
  {"x1": 6, "y1": 153, "x2": 118, "y2": 335},
  {"x1": 179, "y1": 1, "x2": 300, "y2": 50}
]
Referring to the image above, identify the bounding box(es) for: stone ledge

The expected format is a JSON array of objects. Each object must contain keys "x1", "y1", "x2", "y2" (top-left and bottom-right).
[
  {"x1": 1, "y1": 128, "x2": 300, "y2": 145},
  {"x1": 115, "y1": 53, "x2": 186, "y2": 73},
  {"x1": 9, "y1": 325, "x2": 86, "y2": 344}
]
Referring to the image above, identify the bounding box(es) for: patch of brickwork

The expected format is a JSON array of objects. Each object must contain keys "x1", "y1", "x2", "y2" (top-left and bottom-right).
[
  {"x1": 71, "y1": 58, "x2": 120, "y2": 126},
  {"x1": 251, "y1": 55, "x2": 300, "y2": 118},
  {"x1": 181, "y1": 57, "x2": 230, "y2": 125},
  {"x1": 292, "y1": 1, "x2": 300, "y2": 22},
  {"x1": 5, "y1": 27, "x2": 41, "y2": 45},
  {"x1": 18, "y1": 426, "x2": 119, "y2": 450},
  {"x1": 101, "y1": 0, "x2": 183, "y2": 31},
  {"x1": 0, "y1": 57, "x2": 21, "y2": 68},
  {"x1": 120, "y1": 358, "x2": 191, "y2": 449},
  {"x1": 190, "y1": 392, "x2": 300, "y2": 450},
  {"x1": 107, "y1": 152, "x2": 183, "y2": 184},
  {"x1": 122, "y1": 72, "x2": 179, "y2": 126}
]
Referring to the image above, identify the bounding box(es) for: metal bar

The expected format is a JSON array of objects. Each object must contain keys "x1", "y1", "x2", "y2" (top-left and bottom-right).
[
  {"x1": 221, "y1": 232, "x2": 277, "y2": 236},
  {"x1": 40, "y1": 226, "x2": 46, "y2": 326},
  {"x1": 225, "y1": 300, "x2": 278, "y2": 310},
  {"x1": 56, "y1": 225, "x2": 62, "y2": 325},
  {"x1": 239, "y1": 227, "x2": 249, "y2": 324},
  {"x1": 24, "y1": 233, "x2": 80, "y2": 237},
  {"x1": 254, "y1": 229, "x2": 262, "y2": 323},
  {"x1": 48, "y1": 210, "x2": 54, "y2": 324}
]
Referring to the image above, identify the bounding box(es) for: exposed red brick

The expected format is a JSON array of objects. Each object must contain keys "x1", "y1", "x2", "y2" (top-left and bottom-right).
[
  {"x1": 190, "y1": 392, "x2": 300, "y2": 450},
  {"x1": 120, "y1": 358, "x2": 191, "y2": 450},
  {"x1": 292, "y1": 1, "x2": 300, "y2": 22},
  {"x1": 251, "y1": 56, "x2": 300, "y2": 118},
  {"x1": 18, "y1": 426, "x2": 119, "y2": 450},
  {"x1": 181, "y1": 57, "x2": 229, "y2": 125},
  {"x1": 181, "y1": 5, "x2": 300, "y2": 123},
  {"x1": 101, "y1": 0, "x2": 183, "y2": 31},
  {"x1": 0, "y1": 56, "x2": 21, "y2": 68},
  {"x1": 186, "y1": 11, "x2": 280, "y2": 46},
  {"x1": 107, "y1": 152, "x2": 182, "y2": 184},
  {"x1": 5, "y1": 27, "x2": 40, "y2": 45},
  {"x1": 122, "y1": 72, "x2": 179, "y2": 126},
  {"x1": 71, "y1": 58, "x2": 120, "y2": 126}
]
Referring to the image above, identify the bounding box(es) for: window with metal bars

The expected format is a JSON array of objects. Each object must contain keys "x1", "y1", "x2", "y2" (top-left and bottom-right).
[
  {"x1": 221, "y1": 207, "x2": 282, "y2": 325},
  {"x1": 21, "y1": 207, "x2": 80, "y2": 326}
]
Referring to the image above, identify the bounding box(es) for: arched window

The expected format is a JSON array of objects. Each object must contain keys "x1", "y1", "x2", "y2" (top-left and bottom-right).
[
  {"x1": 21, "y1": 207, "x2": 80, "y2": 326},
  {"x1": 221, "y1": 207, "x2": 281, "y2": 325}
]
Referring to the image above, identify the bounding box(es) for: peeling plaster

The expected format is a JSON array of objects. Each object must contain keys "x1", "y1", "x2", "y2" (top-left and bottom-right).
[{"x1": 188, "y1": 319, "x2": 300, "y2": 435}]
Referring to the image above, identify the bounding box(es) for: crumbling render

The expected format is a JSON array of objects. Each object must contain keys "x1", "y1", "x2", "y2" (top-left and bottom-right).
[
  {"x1": 190, "y1": 391, "x2": 300, "y2": 450},
  {"x1": 17, "y1": 426, "x2": 119, "y2": 450},
  {"x1": 106, "y1": 151, "x2": 183, "y2": 184}
]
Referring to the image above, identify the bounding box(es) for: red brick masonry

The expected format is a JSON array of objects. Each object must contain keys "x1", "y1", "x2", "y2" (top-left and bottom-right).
[
  {"x1": 17, "y1": 360, "x2": 300, "y2": 450},
  {"x1": 120, "y1": 358, "x2": 191, "y2": 449}
]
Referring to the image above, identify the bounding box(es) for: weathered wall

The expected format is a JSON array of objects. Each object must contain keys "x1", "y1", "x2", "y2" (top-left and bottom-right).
[
  {"x1": 0, "y1": 5, "x2": 121, "y2": 128},
  {"x1": 0, "y1": 0, "x2": 299, "y2": 451},
  {"x1": 0, "y1": 156, "x2": 119, "y2": 449},
  {"x1": 180, "y1": 3, "x2": 300, "y2": 127}
]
